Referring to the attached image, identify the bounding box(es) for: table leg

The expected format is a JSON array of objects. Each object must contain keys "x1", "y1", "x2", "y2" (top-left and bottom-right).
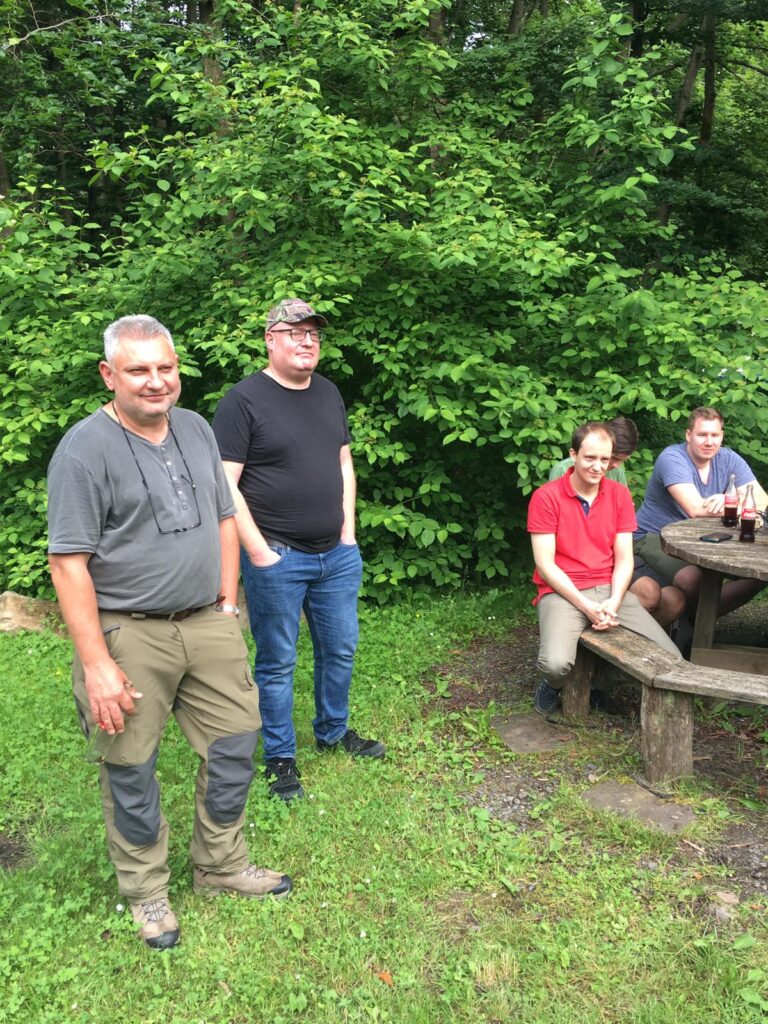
[{"x1": 690, "y1": 568, "x2": 721, "y2": 662}]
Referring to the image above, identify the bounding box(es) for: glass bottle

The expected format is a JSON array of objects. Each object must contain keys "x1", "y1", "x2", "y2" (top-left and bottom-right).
[
  {"x1": 722, "y1": 472, "x2": 739, "y2": 527},
  {"x1": 739, "y1": 484, "x2": 756, "y2": 543},
  {"x1": 83, "y1": 725, "x2": 116, "y2": 765}
]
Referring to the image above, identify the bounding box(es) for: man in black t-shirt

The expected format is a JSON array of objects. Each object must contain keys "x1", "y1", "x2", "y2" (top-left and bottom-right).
[{"x1": 213, "y1": 299, "x2": 385, "y2": 801}]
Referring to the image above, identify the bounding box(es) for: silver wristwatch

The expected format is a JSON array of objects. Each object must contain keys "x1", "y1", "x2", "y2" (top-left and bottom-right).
[{"x1": 215, "y1": 603, "x2": 240, "y2": 617}]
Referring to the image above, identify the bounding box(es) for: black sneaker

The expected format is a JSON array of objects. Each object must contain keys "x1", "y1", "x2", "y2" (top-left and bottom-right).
[
  {"x1": 265, "y1": 758, "x2": 304, "y2": 801},
  {"x1": 534, "y1": 679, "x2": 560, "y2": 715},
  {"x1": 317, "y1": 728, "x2": 386, "y2": 759}
]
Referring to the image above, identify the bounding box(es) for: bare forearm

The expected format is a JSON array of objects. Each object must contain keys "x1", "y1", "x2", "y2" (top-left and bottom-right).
[
  {"x1": 536, "y1": 562, "x2": 592, "y2": 613},
  {"x1": 218, "y1": 516, "x2": 240, "y2": 603},
  {"x1": 49, "y1": 553, "x2": 139, "y2": 731},
  {"x1": 740, "y1": 481, "x2": 768, "y2": 509},
  {"x1": 340, "y1": 447, "x2": 356, "y2": 544},
  {"x1": 49, "y1": 556, "x2": 111, "y2": 668},
  {"x1": 608, "y1": 561, "x2": 633, "y2": 606},
  {"x1": 223, "y1": 468, "x2": 273, "y2": 563}
]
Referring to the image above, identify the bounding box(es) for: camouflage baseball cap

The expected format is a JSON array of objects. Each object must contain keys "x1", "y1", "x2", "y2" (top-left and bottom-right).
[{"x1": 265, "y1": 298, "x2": 328, "y2": 329}]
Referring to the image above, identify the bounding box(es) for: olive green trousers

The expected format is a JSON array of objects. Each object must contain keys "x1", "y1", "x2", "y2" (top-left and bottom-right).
[{"x1": 73, "y1": 607, "x2": 260, "y2": 902}]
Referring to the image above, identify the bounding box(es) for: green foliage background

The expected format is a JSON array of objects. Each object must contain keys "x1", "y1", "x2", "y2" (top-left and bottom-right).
[{"x1": 2, "y1": 0, "x2": 768, "y2": 598}]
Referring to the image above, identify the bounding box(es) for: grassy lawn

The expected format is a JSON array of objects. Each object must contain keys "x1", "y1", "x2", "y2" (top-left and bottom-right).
[{"x1": 1, "y1": 588, "x2": 768, "y2": 1024}]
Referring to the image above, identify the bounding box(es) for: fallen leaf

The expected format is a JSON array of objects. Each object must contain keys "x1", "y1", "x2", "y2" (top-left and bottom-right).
[{"x1": 377, "y1": 969, "x2": 394, "y2": 988}]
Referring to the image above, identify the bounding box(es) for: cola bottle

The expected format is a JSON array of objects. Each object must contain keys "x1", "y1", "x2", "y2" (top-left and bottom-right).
[
  {"x1": 722, "y1": 472, "x2": 739, "y2": 527},
  {"x1": 739, "y1": 484, "x2": 757, "y2": 543}
]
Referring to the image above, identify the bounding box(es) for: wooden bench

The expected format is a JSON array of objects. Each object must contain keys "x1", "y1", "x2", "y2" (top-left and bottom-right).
[{"x1": 560, "y1": 627, "x2": 768, "y2": 784}]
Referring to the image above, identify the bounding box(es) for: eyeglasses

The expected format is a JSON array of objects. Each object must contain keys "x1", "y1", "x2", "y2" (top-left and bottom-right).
[
  {"x1": 269, "y1": 327, "x2": 324, "y2": 343},
  {"x1": 116, "y1": 415, "x2": 202, "y2": 535}
]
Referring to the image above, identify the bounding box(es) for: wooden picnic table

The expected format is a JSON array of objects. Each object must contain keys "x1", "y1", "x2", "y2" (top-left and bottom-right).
[{"x1": 660, "y1": 516, "x2": 768, "y2": 675}]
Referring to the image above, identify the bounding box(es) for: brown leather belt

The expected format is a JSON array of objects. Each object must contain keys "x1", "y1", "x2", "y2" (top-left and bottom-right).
[{"x1": 128, "y1": 606, "x2": 206, "y2": 622}]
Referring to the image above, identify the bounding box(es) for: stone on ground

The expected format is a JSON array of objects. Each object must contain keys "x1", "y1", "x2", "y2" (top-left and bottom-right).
[{"x1": 582, "y1": 780, "x2": 696, "y2": 833}]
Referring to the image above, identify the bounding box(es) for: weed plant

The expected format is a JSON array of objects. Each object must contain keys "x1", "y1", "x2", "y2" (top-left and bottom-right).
[{"x1": 1, "y1": 590, "x2": 767, "y2": 1023}]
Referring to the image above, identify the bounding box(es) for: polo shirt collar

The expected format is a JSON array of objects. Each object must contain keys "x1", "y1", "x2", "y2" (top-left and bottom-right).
[{"x1": 561, "y1": 466, "x2": 605, "y2": 504}]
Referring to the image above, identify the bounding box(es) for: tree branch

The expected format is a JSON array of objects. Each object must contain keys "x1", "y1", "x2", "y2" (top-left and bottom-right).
[
  {"x1": 722, "y1": 58, "x2": 768, "y2": 78},
  {"x1": 3, "y1": 15, "x2": 105, "y2": 49}
]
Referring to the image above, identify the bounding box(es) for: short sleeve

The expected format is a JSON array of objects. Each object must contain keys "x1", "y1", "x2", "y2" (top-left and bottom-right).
[
  {"x1": 727, "y1": 450, "x2": 756, "y2": 488},
  {"x1": 212, "y1": 387, "x2": 253, "y2": 464},
  {"x1": 527, "y1": 486, "x2": 559, "y2": 533},
  {"x1": 656, "y1": 447, "x2": 696, "y2": 489},
  {"x1": 47, "y1": 450, "x2": 107, "y2": 554}
]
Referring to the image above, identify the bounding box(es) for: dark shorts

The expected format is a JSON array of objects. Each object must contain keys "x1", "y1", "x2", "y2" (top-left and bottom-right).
[
  {"x1": 632, "y1": 554, "x2": 667, "y2": 587},
  {"x1": 633, "y1": 533, "x2": 689, "y2": 587}
]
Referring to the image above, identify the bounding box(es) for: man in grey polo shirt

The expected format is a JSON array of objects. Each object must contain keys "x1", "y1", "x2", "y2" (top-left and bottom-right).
[{"x1": 47, "y1": 315, "x2": 292, "y2": 951}]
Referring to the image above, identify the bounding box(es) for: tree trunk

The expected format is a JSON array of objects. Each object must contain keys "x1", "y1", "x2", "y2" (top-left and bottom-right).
[
  {"x1": 657, "y1": 30, "x2": 706, "y2": 226},
  {"x1": 0, "y1": 148, "x2": 10, "y2": 199},
  {"x1": 629, "y1": 2, "x2": 645, "y2": 59},
  {"x1": 507, "y1": 0, "x2": 528, "y2": 37},
  {"x1": 674, "y1": 37, "x2": 704, "y2": 126},
  {"x1": 700, "y1": 12, "x2": 716, "y2": 144},
  {"x1": 428, "y1": 7, "x2": 445, "y2": 44}
]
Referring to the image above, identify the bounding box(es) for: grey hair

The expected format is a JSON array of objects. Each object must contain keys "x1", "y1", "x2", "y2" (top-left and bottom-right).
[{"x1": 103, "y1": 315, "x2": 174, "y2": 363}]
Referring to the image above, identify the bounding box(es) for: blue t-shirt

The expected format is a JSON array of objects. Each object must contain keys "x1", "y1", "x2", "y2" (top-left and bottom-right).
[{"x1": 635, "y1": 443, "x2": 755, "y2": 537}]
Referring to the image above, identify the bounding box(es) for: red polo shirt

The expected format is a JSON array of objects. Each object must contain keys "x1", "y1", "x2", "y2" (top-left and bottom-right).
[{"x1": 527, "y1": 469, "x2": 637, "y2": 605}]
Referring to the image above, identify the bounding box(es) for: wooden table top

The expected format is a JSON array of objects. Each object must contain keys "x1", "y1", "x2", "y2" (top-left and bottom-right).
[{"x1": 660, "y1": 516, "x2": 768, "y2": 582}]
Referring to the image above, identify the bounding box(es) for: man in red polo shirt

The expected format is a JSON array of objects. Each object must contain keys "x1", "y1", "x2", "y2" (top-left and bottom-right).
[{"x1": 528, "y1": 421, "x2": 680, "y2": 714}]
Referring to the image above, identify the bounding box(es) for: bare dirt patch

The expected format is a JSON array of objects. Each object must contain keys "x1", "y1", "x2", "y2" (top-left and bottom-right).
[{"x1": 0, "y1": 832, "x2": 28, "y2": 871}]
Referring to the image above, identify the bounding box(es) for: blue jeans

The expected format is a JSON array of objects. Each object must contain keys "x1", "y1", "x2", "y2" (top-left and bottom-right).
[{"x1": 240, "y1": 541, "x2": 363, "y2": 760}]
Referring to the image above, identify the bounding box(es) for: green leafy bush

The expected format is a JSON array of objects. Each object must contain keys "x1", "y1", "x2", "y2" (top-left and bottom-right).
[{"x1": 2, "y1": 5, "x2": 768, "y2": 598}]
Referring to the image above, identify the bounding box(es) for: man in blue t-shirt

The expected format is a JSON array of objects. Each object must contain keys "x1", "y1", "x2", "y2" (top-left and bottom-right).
[{"x1": 635, "y1": 406, "x2": 768, "y2": 617}]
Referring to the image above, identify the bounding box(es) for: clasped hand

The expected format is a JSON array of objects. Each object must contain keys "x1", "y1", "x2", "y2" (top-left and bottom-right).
[{"x1": 584, "y1": 599, "x2": 620, "y2": 631}]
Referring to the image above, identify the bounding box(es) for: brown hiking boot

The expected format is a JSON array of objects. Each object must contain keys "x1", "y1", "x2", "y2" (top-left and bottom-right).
[
  {"x1": 129, "y1": 897, "x2": 180, "y2": 950},
  {"x1": 193, "y1": 864, "x2": 293, "y2": 899}
]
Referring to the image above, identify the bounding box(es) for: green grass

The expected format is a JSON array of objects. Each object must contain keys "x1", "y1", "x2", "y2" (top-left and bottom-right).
[{"x1": 2, "y1": 589, "x2": 768, "y2": 1023}]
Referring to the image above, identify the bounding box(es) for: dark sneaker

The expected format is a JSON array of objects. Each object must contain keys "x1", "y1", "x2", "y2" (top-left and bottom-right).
[
  {"x1": 534, "y1": 678, "x2": 560, "y2": 715},
  {"x1": 265, "y1": 758, "x2": 304, "y2": 801},
  {"x1": 193, "y1": 864, "x2": 292, "y2": 899},
  {"x1": 317, "y1": 728, "x2": 386, "y2": 759},
  {"x1": 129, "y1": 897, "x2": 180, "y2": 950}
]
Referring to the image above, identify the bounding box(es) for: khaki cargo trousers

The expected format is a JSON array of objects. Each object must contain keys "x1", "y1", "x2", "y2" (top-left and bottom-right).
[
  {"x1": 536, "y1": 586, "x2": 681, "y2": 684},
  {"x1": 73, "y1": 607, "x2": 261, "y2": 902}
]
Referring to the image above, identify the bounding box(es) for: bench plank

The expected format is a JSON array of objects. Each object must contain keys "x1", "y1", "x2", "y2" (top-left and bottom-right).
[
  {"x1": 653, "y1": 664, "x2": 768, "y2": 704},
  {"x1": 579, "y1": 628, "x2": 681, "y2": 685}
]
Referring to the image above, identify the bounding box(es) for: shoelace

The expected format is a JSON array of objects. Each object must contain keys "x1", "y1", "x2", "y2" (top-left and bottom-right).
[
  {"x1": 242, "y1": 865, "x2": 268, "y2": 881},
  {"x1": 139, "y1": 899, "x2": 172, "y2": 923}
]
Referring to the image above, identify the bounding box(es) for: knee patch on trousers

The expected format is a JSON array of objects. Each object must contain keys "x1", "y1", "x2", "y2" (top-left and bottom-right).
[
  {"x1": 107, "y1": 750, "x2": 161, "y2": 846},
  {"x1": 205, "y1": 731, "x2": 258, "y2": 825},
  {"x1": 537, "y1": 653, "x2": 574, "y2": 681}
]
